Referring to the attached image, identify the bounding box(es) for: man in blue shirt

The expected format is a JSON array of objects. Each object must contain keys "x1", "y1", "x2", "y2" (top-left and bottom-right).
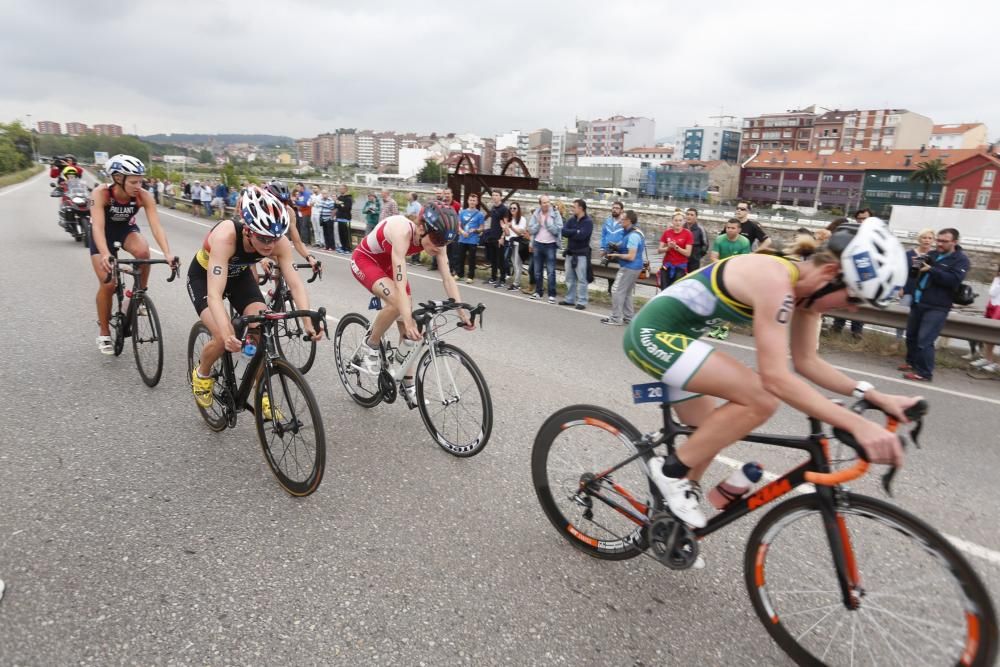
[
  {"x1": 601, "y1": 210, "x2": 645, "y2": 326},
  {"x1": 456, "y1": 193, "x2": 484, "y2": 283},
  {"x1": 600, "y1": 200, "x2": 626, "y2": 293},
  {"x1": 901, "y1": 227, "x2": 970, "y2": 382},
  {"x1": 294, "y1": 183, "x2": 313, "y2": 245}
]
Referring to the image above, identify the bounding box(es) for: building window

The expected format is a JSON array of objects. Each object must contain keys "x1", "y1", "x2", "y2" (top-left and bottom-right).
[
  {"x1": 976, "y1": 191, "x2": 990, "y2": 209},
  {"x1": 952, "y1": 190, "x2": 966, "y2": 207},
  {"x1": 823, "y1": 174, "x2": 833, "y2": 181},
  {"x1": 983, "y1": 170, "x2": 996, "y2": 187}
]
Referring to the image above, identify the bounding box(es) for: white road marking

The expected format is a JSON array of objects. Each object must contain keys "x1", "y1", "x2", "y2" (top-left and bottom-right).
[{"x1": 0, "y1": 170, "x2": 46, "y2": 196}]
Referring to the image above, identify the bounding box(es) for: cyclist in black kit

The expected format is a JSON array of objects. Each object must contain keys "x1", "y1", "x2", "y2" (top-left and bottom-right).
[{"x1": 89, "y1": 154, "x2": 178, "y2": 355}]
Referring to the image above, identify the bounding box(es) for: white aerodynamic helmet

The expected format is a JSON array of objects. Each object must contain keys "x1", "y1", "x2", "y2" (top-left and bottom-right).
[
  {"x1": 239, "y1": 185, "x2": 289, "y2": 237},
  {"x1": 832, "y1": 217, "x2": 908, "y2": 308},
  {"x1": 105, "y1": 154, "x2": 146, "y2": 177}
]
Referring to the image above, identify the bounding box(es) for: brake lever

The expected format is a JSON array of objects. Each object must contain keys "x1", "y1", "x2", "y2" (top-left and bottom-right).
[{"x1": 880, "y1": 402, "x2": 927, "y2": 497}]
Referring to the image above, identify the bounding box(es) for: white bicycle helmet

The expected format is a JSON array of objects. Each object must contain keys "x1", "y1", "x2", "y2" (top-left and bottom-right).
[
  {"x1": 239, "y1": 185, "x2": 289, "y2": 237},
  {"x1": 105, "y1": 154, "x2": 146, "y2": 177},
  {"x1": 831, "y1": 218, "x2": 907, "y2": 308}
]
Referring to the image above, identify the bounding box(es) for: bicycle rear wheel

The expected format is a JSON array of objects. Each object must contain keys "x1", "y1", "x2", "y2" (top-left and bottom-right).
[
  {"x1": 187, "y1": 322, "x2": 229, "y2": 432},
  {"x1": 274, "y1": 294, "x2": 317, "y2": 374},
  {"x1": 255, "y1": 358, "x2": 325, "y2": 496},
  {"x1": 531, "y1": 405, "x2": 651, "y2": 560},
  {"x1": 131, "y1": 293, "x2": 164, "y2": 387},
  {"x1": 414, "y1": 343, "x2": 492, "y2": 457},
  {"x1": 745, "y1": 492, "x2": 997, "y2": 666},
  {"x1": 333, "y1": 312, "x2": 382, "y2": 408}
]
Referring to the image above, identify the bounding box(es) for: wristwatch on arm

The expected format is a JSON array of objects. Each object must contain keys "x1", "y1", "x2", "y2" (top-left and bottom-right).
[{"x1": 852, "y1": 381, "x2": 874, "y2": 399}]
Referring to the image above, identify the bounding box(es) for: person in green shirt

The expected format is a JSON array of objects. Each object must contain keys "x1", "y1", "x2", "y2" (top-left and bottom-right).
[
  {"x1": 362, "y1": 192, "x2": 381, "y2": 233},
  {"x1": 710, "y1": 218, "x2": 752, "y2": 261},
  {"x1": 707, "y1": 218, "x2": 751, "y2": 339}
]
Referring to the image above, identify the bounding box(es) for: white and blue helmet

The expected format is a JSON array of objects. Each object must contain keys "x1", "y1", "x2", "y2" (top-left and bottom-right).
[
  {"x1": 833, "y1": 218, "x2": 908, "y2": 308},
  {"x1": 105, "y1": 154, "x2": 146, "y2": 177}
]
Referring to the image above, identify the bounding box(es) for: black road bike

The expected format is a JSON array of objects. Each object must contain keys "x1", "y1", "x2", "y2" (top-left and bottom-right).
[
  {"x1": 257, "y1": 261, "x2": 321, "y2": 374},
  {"x1": 532, "y1": 388, "x2": 997, "y2": 666},
  {"x1": 188, "y1": 306, "x2": 329, "y2": 496},
  {"x1": 103, "y1": 249, "x2": 179, "y2": 387},
  {"x1": 333, "y1": 299, "x2": 491, "y2": 457}
]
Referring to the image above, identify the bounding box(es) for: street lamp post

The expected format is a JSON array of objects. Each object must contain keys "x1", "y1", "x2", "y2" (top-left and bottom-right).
[{"x1": 25, "y1": 113, "x2": 38, "y2": 163}]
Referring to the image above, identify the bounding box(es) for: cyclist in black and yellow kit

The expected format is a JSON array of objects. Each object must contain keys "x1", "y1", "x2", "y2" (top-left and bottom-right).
[
  {"x1": 622, "y1": 218, "x2": 923, "y2": 528},
  {"x1": 186, "y1": 186, "x2": 322, "y2": 410}
]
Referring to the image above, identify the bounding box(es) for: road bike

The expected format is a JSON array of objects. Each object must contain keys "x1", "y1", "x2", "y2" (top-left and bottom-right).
[
  {"x1": 103, "y1": 248, "x2": 179, "y2": 387},
  {"x1": 187, "y1": 303, "x2": 329, "y2": 496},
  {"x1": 257, "y1": 260, "x2": 322, "y2": 374},
  {"x1": 333, "y1": 299, "x2": 491, "y2": 457},
  {"x1": 532, "y1": 388, "x2": 997, "y2": 666}
]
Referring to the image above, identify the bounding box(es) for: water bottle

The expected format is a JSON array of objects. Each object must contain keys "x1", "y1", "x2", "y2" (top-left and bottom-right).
[
  {"x1": 708, "y1": 462, "x2": 764, "y2": 510},
  {"x1": 395, "y1": 338, "x2": 417, "y2": 365},
  {"x1": 241, "y1": 341, "x2": 257, "y2": 360}
]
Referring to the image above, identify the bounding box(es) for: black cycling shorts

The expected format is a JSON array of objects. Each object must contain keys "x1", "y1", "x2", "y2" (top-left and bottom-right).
[
  {"x1": 89, "y1": 221, "x2": 139, "y2": 256},
  {"x1": 186, "y1": 262, "x2": 264, "y2": 316}
]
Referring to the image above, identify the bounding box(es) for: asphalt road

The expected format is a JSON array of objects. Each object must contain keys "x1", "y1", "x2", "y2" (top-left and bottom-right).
[{"x1": 2, "y1": 173, "x2": 999, "y2": 665}]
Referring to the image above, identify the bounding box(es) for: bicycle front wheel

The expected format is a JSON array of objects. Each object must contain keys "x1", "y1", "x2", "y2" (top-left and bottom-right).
[
  {"x1": 333, "y1": 312, "x2": 382, "y2": 408},
  {"x1": 415, "y1": 342, "x2": 492, "y2": 457},
  {"x1": 255, "y1": 358, "x2": 326, "y2": 496},
  {"x1": 745, "y1": 492, "x2": 997, "y2": 666},
  {"x1": 531, "y1": 405, "x2": 650, "y2": 560},
  {"x1": 131, "y1": 293, "x2": 164, "y2": 387},
  {"x1": 274, "y1": 295, "x2": 317, "y2": 374},
  {"x1": 187, "y1": 322, "x2": 229, "y2": 432}
]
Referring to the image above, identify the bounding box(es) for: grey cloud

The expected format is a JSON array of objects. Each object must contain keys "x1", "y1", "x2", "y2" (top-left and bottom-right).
[{"x1": 1, "y1": 0, "x2": 997, "y2": 140}]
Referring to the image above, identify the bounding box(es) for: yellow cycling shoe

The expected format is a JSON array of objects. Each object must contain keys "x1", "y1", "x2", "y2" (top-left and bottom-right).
[
  {"x1": 261, "y1": 394, "x2": 284, "y2": 422},
  {"x1": 191, "y1": 367, "x2": 215, "y2": 408}
]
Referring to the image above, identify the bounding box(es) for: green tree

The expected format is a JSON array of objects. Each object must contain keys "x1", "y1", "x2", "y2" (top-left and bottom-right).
[
  {"x1": 0, "y1": 137, "x2": 25, "y2": 174},
  {"x1": 417, "y1": 158, "x2": 444, "y2": 183},
  {"x1": 909, "y1": 158, "x2": 948, "y2": 205},
  {"x1": 198, "y1": 149, "x2": 214, "y2": 164},
  {"x1": 0, "y1": 121, "x2": 33, "y2": 172},
  {"x1": 221, "y1": 163, "x2": 238, "y2": 189},
  {"x1": 148, "y1": 164, "x2": 168, "y2": 180}
]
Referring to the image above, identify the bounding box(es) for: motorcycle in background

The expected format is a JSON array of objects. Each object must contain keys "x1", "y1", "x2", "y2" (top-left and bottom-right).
[{"x1": 52, "y1": 179, "x2": 92, "y2": 246}]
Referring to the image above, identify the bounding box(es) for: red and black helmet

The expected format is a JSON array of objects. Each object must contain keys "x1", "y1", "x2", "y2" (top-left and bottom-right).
[{"x1": 419, "y1": 200, "x2": 459, "y2": 246}]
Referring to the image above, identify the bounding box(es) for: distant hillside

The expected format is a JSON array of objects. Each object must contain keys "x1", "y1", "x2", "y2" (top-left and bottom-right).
[{"x1": 141, "y1": 134, "x2": 294, "y2": 147}]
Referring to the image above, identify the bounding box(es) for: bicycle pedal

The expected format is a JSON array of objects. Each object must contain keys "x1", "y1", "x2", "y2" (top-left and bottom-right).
[{"x1": 648, "y1": 512, "x2": 699, "y2": 571}]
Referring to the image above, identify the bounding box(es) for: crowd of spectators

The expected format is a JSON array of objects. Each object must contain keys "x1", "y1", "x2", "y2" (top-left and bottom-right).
[{"x1": 155, "y1": 180, "x2": 997, "y2": 378}]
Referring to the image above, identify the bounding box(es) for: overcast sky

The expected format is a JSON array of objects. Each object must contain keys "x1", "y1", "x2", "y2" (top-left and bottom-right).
[{"x1": 3, "y1": 0, "x2": 997, "y2": 142}]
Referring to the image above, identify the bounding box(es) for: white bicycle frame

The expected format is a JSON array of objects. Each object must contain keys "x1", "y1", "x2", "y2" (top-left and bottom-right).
[{"x1": 348, "y1": 315, "x2": 463, "y2": 407}]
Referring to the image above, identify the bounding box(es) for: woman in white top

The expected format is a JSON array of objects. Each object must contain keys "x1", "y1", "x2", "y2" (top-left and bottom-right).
[
  {"x1": 504, "y1": 201, "x2": 529, "y2": 290},
  {"x1": 309, "y1": 188, "x2": 324, "y2": 247}
]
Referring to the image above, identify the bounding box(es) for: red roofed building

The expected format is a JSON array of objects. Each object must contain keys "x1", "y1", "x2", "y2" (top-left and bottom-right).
[
  {"x1": 939, "y1": 151, "x2": 1000, "y2": 210},
  {"x1": 740, "y1": 148, "x2": 981, "y2": 214}
]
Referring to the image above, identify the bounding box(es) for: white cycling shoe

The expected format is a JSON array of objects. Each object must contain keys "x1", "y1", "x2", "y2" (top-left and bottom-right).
[
  {"x1": 97, "y1": 335, "x2": 113, "y2": 355},
  {"x1": 648, "y1": 456, "x2": 708, "y2": 529},
  {"x1": 354, "y1": 342, "x2": 381, "y2": 375}
]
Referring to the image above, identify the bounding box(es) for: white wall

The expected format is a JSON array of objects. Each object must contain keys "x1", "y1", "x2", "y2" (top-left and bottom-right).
[
  {"x1": 888, "y1": 204, "x2": 1000, "y2": 242},
  {"x1": 399, "y1": 148, "x2": 431, "y2": 179}
]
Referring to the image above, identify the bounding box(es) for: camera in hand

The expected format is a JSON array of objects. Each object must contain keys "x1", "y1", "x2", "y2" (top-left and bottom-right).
[{"x1": 602, "y1": 243, "x2": 621, "y2": 266}]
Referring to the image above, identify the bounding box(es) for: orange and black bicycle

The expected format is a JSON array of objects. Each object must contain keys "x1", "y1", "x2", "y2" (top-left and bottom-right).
[{"x1": 532, "y1": 390, "x2": 997, "y2": 665}]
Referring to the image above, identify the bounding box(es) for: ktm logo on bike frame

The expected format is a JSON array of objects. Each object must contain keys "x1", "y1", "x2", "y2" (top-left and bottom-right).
[{"x1": 747, "y1": 478, "x2": 793, "y2": 510}]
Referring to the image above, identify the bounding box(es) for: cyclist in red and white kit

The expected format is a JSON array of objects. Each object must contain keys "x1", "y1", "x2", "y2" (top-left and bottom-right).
[{"x1": 350, "y1": 201, "x2": 471, "y2": 392}]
